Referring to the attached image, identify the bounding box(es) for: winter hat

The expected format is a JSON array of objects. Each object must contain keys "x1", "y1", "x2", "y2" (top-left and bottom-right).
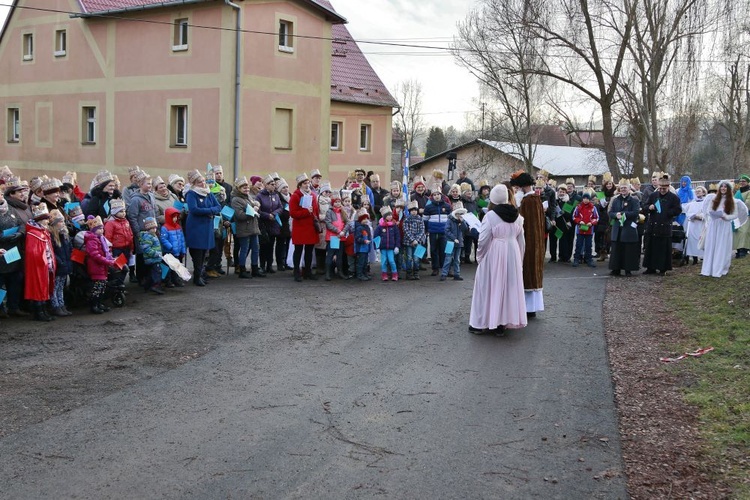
[
  {"x1": 295, "y1": 173, "x2": 309, "y2": 186},
  {"x1": 168, "y1": 174, "x2": 185, "y2": 187},
  {"x1": 49, "y1": 209, "x2": 65, "y2": 225},
  {"x1": 109, "y1": 198, "x2": 126, "y2": 215},
  {"x1": 85, "y1": 214, "x2": 103, "y2": 230},
  {"x1": 357, "y1": 208, "x2": 370, "y2": 221},
  {"x1": 319, "y1": 182, "x2": 332, "y2": 194},
  {"x1": 739, "y1": 174, "x2": 750, "y2": 183},
  {"x1": 250, "y1": 175, "x2": 263, "y2": 185},
  {"x1": 263, "y1": 174, "x2": 275, "y2": 185},
  {"x1": 380, "y1": 206, "x2": 392, "y2": 218},
  {"x1": 143, "y1": 217, "x2": 158, "y2": 230},
  {"x1": 187, "y1": 169, "x2": 204, "y2": 185},
  {"x1": 407, "y1": 200, "x2": 419, "y2": 211},
  {"x1": 489, "y1": 184, "x2": 509, "y2": 205},
  {"x1": 234, "y1": 176, "x2": 249, "y2": 189},
  {"x1": 509, "y1": 170, "x2": 534, "y2": 187},
  {"x1": 310, "y1": 169, "x2": 322, "y2": 179},
  {"x1": 452, "y1": 207, "x2": 467, "y2": 218},
  {"x1": 581, "y1": 190, "x2": 593, "y2": 200}
]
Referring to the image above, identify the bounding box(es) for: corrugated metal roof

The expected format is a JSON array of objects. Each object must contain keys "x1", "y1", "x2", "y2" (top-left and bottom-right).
[
  {"x1": 330, "y1": 24, "x2": 398, "y2": 108},
  {"x1": 483, "y1": 140, "x2": 614, "y2": 176}
]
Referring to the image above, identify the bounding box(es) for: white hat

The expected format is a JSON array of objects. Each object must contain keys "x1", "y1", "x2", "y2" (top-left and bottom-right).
[{"x1": 489, "y1": 184, "x2": 508, "y2": 205}]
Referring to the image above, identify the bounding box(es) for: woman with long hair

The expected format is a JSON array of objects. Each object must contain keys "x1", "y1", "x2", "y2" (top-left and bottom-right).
[{"x1": 701, "y1": 180, "x2": 741, "y2": 278}]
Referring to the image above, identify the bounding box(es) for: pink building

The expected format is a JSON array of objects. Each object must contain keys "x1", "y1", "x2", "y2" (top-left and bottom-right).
[{"x1": 0, "y1": 0, "x2": 398, "y2": 188}]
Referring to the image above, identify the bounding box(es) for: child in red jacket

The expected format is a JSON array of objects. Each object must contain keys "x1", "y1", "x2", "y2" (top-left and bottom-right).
[
  {"x1": 572, "y1": 190, "x2": 599, "y2": 268},
  {"x1": 104, "y1": 198, "x2": 133, "y2": 286}
]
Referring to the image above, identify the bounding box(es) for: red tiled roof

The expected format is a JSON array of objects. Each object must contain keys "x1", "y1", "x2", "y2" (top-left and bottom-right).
[{"x1": 330, "y1": 24, "x2": 399, "y2": 108}]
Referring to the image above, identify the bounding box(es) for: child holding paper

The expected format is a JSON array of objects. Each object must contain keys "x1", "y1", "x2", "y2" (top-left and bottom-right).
[
  {"x1": 139, "y1": 217, "x2": 164, "y2": 295},
  {"x1": 354, "y1": 209, "x2": 372, "y2": 281},
  {"x1": 403, "y1": 201, "x2": 426, "y2": 280},
  {"x1": 441, "y1": 206, "x2": 468, "y2": 281},
  {"x1": 49, "y1": 209, "x2": 73, "y2": 317},
  {"x1": 84, "y1": 215, "x2": 116, "y2": 314},
  {"x1": 572, "y1": 190, "x2": 599, "y2": 268},
  {"x1": 375, "y1": 206, "x2": 401, "y2": 281},
  {"x1": 324, "y1": 191, "x2": 348, "y2": 280},
  {"x1": 159, "y1": 207, "x2": 186, "y2": 287},
  {"x1": 105, "y1": 198, "x2": 134, "y2": 286}
]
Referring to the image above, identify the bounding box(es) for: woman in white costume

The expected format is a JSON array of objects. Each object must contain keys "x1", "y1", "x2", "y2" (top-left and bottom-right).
[
  {"x1": 701, "y1": 181, "x2": 748, "y2": 278},
  {"x1": 683, "y1": 185, "x2": 707, "y2": 264}
]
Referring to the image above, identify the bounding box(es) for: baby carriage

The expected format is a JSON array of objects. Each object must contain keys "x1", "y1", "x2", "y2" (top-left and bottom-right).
[{"x1": 65, "y1": 231, "x2": 127, "y2": 308}]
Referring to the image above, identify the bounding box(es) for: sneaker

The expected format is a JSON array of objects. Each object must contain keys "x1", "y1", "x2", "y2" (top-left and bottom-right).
[
  {"x1": 439, "y1": 275, "x2": 446, "y2": 281},
  {"x1": 391, "y1": 273, "x2": 398, "y2": 281},
  {"x1": 381, "y1": 272, "x2": 389, "y2": 281},
  {"x1": 453, "y1": 275, "x2": 464, "y2": 281},
  {"x1": 206, "y1": 270, "x2": 220, "y2": 278}
]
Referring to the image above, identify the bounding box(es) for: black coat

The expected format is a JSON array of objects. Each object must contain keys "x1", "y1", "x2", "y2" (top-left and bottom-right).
[
  {"x1": 608, "y1": 194, "x2": 640, "y2": 243},
  {"x1": 644, "y1": 190, "x2": 681, "y2": 237}
]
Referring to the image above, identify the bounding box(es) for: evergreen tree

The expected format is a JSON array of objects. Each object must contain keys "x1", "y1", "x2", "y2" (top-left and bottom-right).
[{"x1": 425, "y1": 126, "x2": 448, "y2": 158}]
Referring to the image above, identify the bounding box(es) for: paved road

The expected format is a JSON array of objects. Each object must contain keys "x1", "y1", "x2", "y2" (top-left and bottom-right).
[{"x1": 0, "y1": 262, "x2": 627, "y2": 499}]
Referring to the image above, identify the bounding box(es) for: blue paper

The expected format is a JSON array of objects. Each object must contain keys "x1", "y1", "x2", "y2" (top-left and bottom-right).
[
  {"x1": 173, "y1": 200, "x2": 185, "y2": 211},
  {"x1": 373, "y1": 236, "x2": 381, "y2": 249},
  {"x1": 245, "y1": 204, "x2": 256, "y2": 217},
  {"x1": 64, "y1": 202, "x2": 80, "y2": 213},
  {"x1": 444, "y1": 241, "x2": 455, "y2": 254},
  {"x1": 414, "y1": 244, "x2": 427, "y2": 259},
  {"x1": 213, "y1": 216, "x2": 221, "y2": 230},
  {"x1": 161, "y1": 263, "x2": 170, "y2": 279},
  {"x1": 655, "y1": 199, "x2": 661, "y2": 213},
  {"x1": 0, "y1": 288, "x2": 6, "y2": 303},
  {"x1": 284, "y1": 204, "x2": 289, "y2": 211},
  {"x1": 103, "y1": 200, "x2": 110, "y2": 215},
  {"x1": 220, "y1": 205, "x2": 235, "y2": 219},
  {"x1": 275, "y1": 214, "x2": 282, "y2": 226},
  {"x1": 3, "y1": 246, "x2": 21, "y2": 263},
  {"x1": 2, "y1": 226, "x2": 20, "y2": 237},
  {"x1": 329, "y1": 236, "x2": 340, "y2": 249},
  {"x1": 357, "y1": 244, "x2": 369, "y2": 253}
]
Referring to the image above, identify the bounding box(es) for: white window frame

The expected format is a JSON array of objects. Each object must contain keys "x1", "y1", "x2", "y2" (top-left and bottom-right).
[
  {"x1": 278, "y1": 20, "x2": 294, "y2": 53},
  {"x1": 82, "y1": 106, "x2": 96, "y2": 144},
  {"x1": 8, "y1": 108, "x2": 20, "y2": 142},
  {"x1": 330, "y1": 121, "x2": 342, "y2": 151},
  {"x1": 22, "y1": 33, "x2": 34, "y2": 61},
  {"x1": 172, "y1": 18, "x2": 189, "y2": 52},
  {"x1": 359, "y1": 123, "x2": 372, "y2": 152},
  {"x1": 171, "y1": 105, "x2": 188, "y2": 147},
  {"x1": 54, "y1": 29, "x2": 67, "y2": 57}
]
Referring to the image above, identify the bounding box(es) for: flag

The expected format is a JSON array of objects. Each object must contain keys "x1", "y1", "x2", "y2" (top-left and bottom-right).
[{"x1": 402, "y1": 149, "x2": 410, "y2": 206}]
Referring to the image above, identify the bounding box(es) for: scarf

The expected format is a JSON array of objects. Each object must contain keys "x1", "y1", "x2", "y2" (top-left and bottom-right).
[
  {"x1": 190, "y1": 185, "x2": 210, "y2": 197},
  {"x1": 493, "y1": 204, "x2": 519, "y2": 223}
]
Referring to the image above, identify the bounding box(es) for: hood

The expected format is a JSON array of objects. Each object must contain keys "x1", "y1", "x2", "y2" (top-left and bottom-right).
[{"x1": 163, "y1": 207, "x2": 181, "y2": 231}]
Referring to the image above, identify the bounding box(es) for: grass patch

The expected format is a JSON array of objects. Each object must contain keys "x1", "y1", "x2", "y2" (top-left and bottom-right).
[{"x1": 662, "y1": 257, "x2": 750, "y2": 495}]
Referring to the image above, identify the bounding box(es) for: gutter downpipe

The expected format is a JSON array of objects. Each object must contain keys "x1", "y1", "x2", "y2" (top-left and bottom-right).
[{"x1": 225, "y1": 0, "x2": 241, "y2": 180}]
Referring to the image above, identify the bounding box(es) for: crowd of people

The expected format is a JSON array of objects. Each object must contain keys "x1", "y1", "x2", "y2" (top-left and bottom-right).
[{"x1": 0, "y1": 163, "x2": 748, "y2": 331}]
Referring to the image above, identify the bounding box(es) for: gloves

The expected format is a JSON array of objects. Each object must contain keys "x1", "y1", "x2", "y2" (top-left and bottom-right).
[{"x1": 394, "y1": 247, "x2": 399, "y2": 255}]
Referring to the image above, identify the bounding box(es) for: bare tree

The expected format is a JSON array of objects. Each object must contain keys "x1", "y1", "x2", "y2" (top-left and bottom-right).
[
  {"x1": 453, "y1": 0, "x2": 548, "y2": 172},
  {"x1": 393, "y1": 79, "x2": 425, "y2": 157}
]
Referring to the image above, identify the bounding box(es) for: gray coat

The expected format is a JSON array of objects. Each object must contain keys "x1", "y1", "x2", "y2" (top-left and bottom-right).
[
  {"x1": 231, "y1": 192, "x2": 260, "y2": 237},
  {"x1": 608, "y1": 194, "x2": 640, "y2": 243}
]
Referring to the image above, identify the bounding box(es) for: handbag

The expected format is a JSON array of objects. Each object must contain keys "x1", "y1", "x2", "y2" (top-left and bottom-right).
[{"x1": 313, "y1": 218, "x2": 325, "y2": 234}]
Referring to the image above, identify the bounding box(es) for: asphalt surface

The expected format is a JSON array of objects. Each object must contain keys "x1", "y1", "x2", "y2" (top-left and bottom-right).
[{"x1": 0, "y1": 261, "x2": 627, "y2": 499}]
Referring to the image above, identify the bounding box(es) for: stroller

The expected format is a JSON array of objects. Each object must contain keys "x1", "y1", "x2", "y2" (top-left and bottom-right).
[
  {"x1": 65, "y1": 231, "x2": 127, "y2": 309},
  {"x1": 671, "y1": 222, "x2": 688, "y2": 266}
]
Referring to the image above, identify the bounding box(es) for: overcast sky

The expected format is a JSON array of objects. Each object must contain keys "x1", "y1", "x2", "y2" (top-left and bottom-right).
[{"x1": 0, "y1": 1, "x2": 479, "y2": 129}]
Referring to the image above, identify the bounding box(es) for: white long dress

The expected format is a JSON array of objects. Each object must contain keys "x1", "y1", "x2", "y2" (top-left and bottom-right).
[
  {"x1": 469, "y1": 211, "x2": 527, "y2": 330},
  {"x1": 700, "y1": 195, "x2": 738, "y2": 278},
  {"x1": 683, "y1": 198, "x2": 706, "y2": 259}
]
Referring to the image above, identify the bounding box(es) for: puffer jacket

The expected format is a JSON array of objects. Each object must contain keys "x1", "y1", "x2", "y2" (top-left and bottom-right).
[
  {"x1": 104, "y1": 216, "x2": 134, "y2": 251},
  {"x1": 444, "y1": 215, "x2": 467, "y2": 247},
  {"x1": 375, "y1": 219, "x2": 401, "y2": 250},
  {"x1": 84, "y1": 231, "x2": 114, "y2": 280},
  {"x1": 256, "y1": 189, "x2": 284, "y2": 237},
  {"x1": 159, "y1": 207, "x2": 186, "y2": 256},
  {"x1": 423, "y1": 200, "x2": 450, "y2": 234},
  {"x1": 139, "y1": 231, "x2": 163, "y2": 265}
]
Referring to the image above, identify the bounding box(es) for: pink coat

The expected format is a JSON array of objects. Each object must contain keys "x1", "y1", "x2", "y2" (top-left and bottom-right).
[{"x1": 85, "y1": 231, "x2": 115, "y2": 280}]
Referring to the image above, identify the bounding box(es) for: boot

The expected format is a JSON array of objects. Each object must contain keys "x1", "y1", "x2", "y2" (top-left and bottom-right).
[
  {"x1": 238, "y1": 266, "x2": 252, "y2": 279},
  {"x1": 294, "y1": 268, "x2": 303, "y2": 282},
  {"x1": 52, "y1": 307, "x2": 68, "y2": 317},
  {"x1": 587, "y1": 259, "x2": 596, "y2": 268},
  {"x1": 60, "y1": 305, "x2": 73, "y2": 316},
  {"x1": 265, "y1": 264, "x2": 276, "y2": 274},
  {"x1": 251, "y1": 265, "x2": 267, "y2": 278},
  {"x1": 89, "y1": 298, "x2": 104, "y2": 315},
  {"x1": 325, "y1": 266, "x2": 332, "y2": 281},
  {"x1": 33, "y1": 302, "x2": 54, "y2": 322},
  {"x1": 98, "y1": 299, "x2": 111, "y2": 312},
  {"x1": 414, "y1": 269, "x2": 421, "y2": 280},
  {"x1": 304, "y1": 267, "x2": 318, "y2": 280},
  {"x1": 193, "y1": 269, "x2": 206, "y2": 286},
  {"x1": 597, "y1": 251, "x2": 607, "y2": 262}
]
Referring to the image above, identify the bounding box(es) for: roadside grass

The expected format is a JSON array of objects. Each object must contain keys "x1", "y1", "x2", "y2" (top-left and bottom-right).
[{"x1": 662, "y1": 257, "x2": 750, "y2": 496}]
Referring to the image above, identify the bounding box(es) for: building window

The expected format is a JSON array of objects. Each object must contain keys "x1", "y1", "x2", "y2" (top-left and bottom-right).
[
  {"x1": 22, "y1": 33, "x2": 33, "y2": 61},
  {"x1": 170, "y1": 105, "x2": 188, "y2": 147},
  {"x1": 278, "y1": 20, "x2": 294, "y2": 53},
  {"x1": 359, "y1": 124, "x2": 371, "y2": 152},
  {"x1": 55, "y1": 29, "x2": 67, "y2": 56},
  {"x1": 273, "y1": 108, "x2": 293, "y2": 150},
  {"x1": 7, "y1": 108, "x2": 20, "y2": 142},
  {"x1": 173, "y1": 18, "x2": 189, "y2": 51},
  {"x1": 330, "y1": 121, "x2": 342, "y2": 150},
  {"x1": 82, "y1": 106, "x2": 96, "y2": 144}
]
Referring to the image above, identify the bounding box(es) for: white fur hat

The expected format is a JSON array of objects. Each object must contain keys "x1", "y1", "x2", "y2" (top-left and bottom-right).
[{"x1": 490, "y1": 184, "x2": 508, "y2": 205}]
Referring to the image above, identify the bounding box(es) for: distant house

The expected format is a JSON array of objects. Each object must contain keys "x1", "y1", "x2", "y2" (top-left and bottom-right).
[
  {"x1": 0, "y1": 0, "x2": 398, "y2": 187},
  {"x1": 410, "y1": 139, "x2": 618, "y2": 188}
]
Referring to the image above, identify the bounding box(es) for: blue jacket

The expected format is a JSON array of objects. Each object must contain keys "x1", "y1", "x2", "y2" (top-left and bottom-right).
[
  {"x1": 423, "y1": 200, "x2": 450, "y2": 233},
  {"x1": 184, "y1": 189, "x2": 221, "y2": 250},
  {"x1": 375, "y1": 220, "x2": 401, "y2": 250},
  {"x1": 160, "y1": 225, "x2": 186, "y2": 256},
  {"x1": 444, "y1": 215, "x2": 467, "y2": 247},
  {"x1": 354, "y1": 220, "x2": 372, "y2": 253},
  {"x1": 52, "y1": 232, "x2": 73, "y2": 276},
  {"x1": 139, "y1": 231, "x2": 163, "y2": 265}
]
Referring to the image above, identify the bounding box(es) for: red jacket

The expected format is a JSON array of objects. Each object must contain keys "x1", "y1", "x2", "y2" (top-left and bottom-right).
[
  {"x1": 573, "y1": 202, "x2": 599, "y2": 235},
  {"x1": 24, "y1": 223, "x2": 56, "y2": 301},
  {"x1": 289, "y1": 189, "x2": 320, "y2": 245},
  {"x1": 104, "y1": 217, "x2": 134, "y2": 251},
  {"x1": 85, "y1": 231, "x2": 115, "y2": 280}
]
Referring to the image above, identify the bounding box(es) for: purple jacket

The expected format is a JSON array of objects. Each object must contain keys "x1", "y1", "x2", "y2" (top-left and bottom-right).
[{"x1": 256, "y1": 189, "x2": 284, "y2": 236}]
